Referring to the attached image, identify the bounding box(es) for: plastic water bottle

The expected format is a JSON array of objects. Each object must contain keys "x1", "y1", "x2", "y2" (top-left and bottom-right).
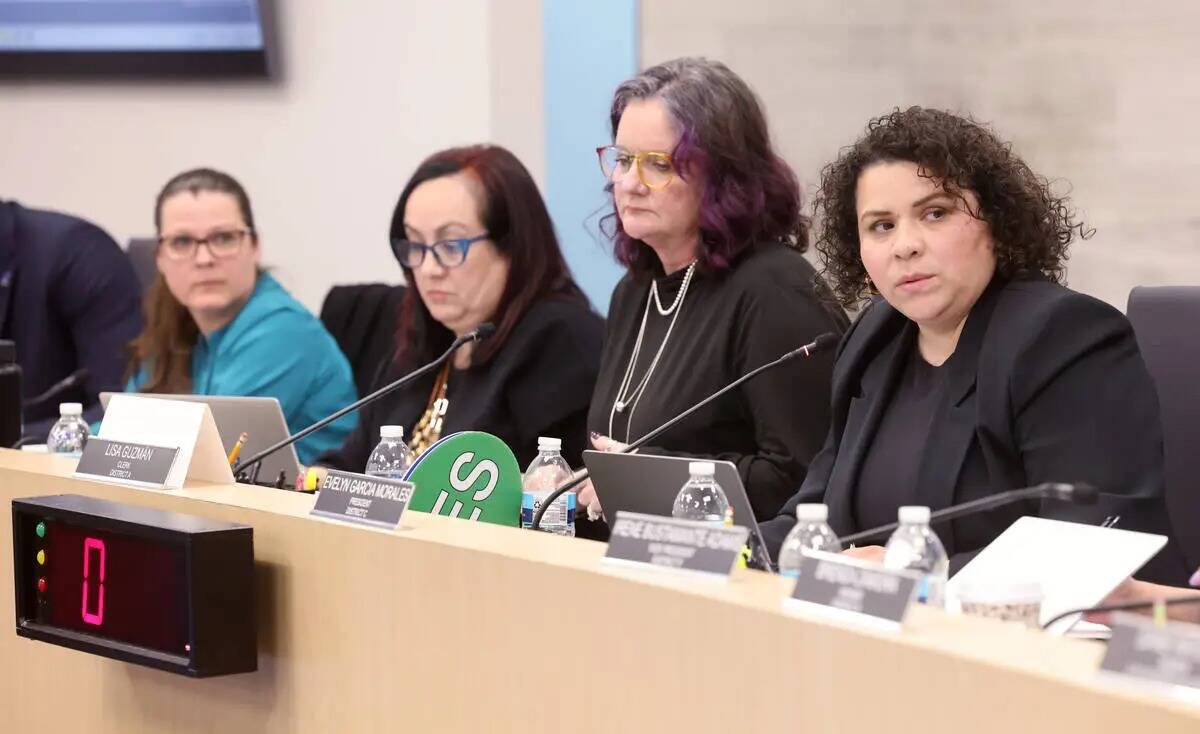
[
  {"x1": 883, "y1": 505, "x2": 949, "y2": 607},
  {"x1": 364, "y1": 425, "x2": 413, "y2": 480},
  {"x1": 46, "y1": 402, "x2": 89, "y2": 458},
  {"x1": 777, "y1": 504, "x2": 842, "y2": 578},
  {"x1": 520, "y1": 436, "x2": 575, "y2": 535},
  {"x1": 671, "y1": 461, "x2": 729, "y2": 525}
]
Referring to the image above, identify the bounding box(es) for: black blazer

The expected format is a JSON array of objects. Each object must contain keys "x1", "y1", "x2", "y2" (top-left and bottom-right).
[
  {"x1": 760, "y1": 278, "x2": 1188, "y2": 584},
  {"x1": 318, "y1": 295, "x2": 604, "y2": 473}
]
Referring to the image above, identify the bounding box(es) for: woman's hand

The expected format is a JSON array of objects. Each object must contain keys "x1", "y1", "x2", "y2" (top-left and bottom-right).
[
  {"x1": 841, "y1": 545, "x2": 886, "y2": 564},
  {"x1": 574, "y1": 474, "x2": 604, "y2": 522},
  {"x1": 575, "y1": 433, "x2": 628, "y2": 522},
  {"x1": 1087, "y1": 575, "x2": 1200, "y2": 625},
  {"x1": 590, "y1": 433, "x2": 629, "y2": 453}
]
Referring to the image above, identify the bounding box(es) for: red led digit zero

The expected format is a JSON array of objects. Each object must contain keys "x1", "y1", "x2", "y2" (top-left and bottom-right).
[{"x1": 81, "y1": 537, "x2": 106, "y2": 626}]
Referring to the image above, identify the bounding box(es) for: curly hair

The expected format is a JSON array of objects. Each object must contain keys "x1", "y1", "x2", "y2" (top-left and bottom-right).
[
  {"x1": 813, "y1": 106, "x2": 1090, "y2": 307},
  {"x1": 603, "y1": 57, "x2": 808, "y2": 275}
]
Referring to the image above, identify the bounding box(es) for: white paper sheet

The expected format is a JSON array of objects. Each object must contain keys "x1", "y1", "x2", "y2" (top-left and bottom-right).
[{"x1": 946, "y1": 516, "x2": 1166, "y2": 635}]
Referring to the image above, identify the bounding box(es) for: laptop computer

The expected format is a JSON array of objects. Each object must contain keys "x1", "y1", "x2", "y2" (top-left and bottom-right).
[
  {"x1": 582, "y1": 450, "x2": 774, "y2": 571},
  {"x1": 100, "y1": 393, "x2": 301, "y2": 485}
]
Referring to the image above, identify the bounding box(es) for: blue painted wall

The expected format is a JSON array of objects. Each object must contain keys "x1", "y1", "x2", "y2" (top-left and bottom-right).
[{"x1": 543, "y1": 0, "x2": 638, "y2": 313}]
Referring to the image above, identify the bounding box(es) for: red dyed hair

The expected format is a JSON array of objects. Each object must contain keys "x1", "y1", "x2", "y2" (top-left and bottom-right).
[{"x1": 388, "y1": 145, "x2": 586, "y2": 368}]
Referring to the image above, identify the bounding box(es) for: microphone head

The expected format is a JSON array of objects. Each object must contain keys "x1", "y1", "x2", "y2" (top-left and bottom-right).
[
  {"x1": 1041, "y1": 482, "x2": 1099, "y2": 505},
  {"x1": 472, "y1": 323, "x2": 496, "y2": 342},
  {"x1": 811, "y1": 332, "x2": 839, "y2": 355}
]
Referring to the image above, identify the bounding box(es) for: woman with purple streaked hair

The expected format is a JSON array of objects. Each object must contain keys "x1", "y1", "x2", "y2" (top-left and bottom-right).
[{"x1": 578, "y1": 57, "x2": 849, "y2": 541}]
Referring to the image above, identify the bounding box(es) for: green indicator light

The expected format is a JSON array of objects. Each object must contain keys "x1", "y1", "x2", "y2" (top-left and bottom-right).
[{"x1": 35, "y1": 522, "x2": 46, "y2": 539}]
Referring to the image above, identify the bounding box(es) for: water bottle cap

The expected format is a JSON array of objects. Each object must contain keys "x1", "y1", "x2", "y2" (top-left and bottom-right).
[
  {"x1": 898, "y1": 505, "x2": 930, "y2": 524},
  {"x1": 795, "y1": 503, "x2": 828, "y2": 522},
  {"x1": 59, "y1": 402, "x2": 83, "y2": 416},
  {"x1": 0, "y1": 340, "x2": 15, "y2": 363},
  {"x1": 688, "y1": 461, "x2": 715, "y2": 476},
  {"x1": 537, "y1": 436, "x2": 562, "y2": 450},
  {"x1": 379, "y1": 425, "x2": 404, "y2": 440}
]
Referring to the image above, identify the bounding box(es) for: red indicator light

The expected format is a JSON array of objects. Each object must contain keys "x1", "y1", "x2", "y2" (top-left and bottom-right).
[{"x1": 37, "y1": 577, "x2": 47, "y2": 594}]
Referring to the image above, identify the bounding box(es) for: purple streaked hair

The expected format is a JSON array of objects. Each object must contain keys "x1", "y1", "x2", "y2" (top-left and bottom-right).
[{"x1": 601, "y1": 57, "x2": 808, "y2": 276}]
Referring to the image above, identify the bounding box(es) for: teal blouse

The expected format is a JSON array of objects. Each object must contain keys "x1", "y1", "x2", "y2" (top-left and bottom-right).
[{"x1": 128, "y1": 273, "x2": 357, "y2": 464}]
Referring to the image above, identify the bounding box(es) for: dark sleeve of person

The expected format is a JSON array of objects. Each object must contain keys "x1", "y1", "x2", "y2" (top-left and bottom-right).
[
  {"x1": 757, "y1": 301, "x2": 872, "y2": 560},
  {"x1": 1001, "y1": 292, "x2": 1169, "y2": 576},
  {"x1": 503, "y1": 302, "x2": 604, "y2": 468},
  {"x1": 1012, "y1": 293, "x2": 1162, "y2": 501},
  {"x1": 312, "y1": 360, "x2": 387, "y2": 472},
  {"x1": 758, "y1": 432, "x2": 838, "y2": 559},
  {"x1": 638, "y1": 273, "x2": 840, "y2": 521},
  {"x1": 55, "y1": 222, "x2": 143, "y2": 426}
]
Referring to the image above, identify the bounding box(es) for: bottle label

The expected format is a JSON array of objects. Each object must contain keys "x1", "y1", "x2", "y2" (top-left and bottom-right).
[
  {"x1": 915, "y1": 573, "x2": 945, "y2": 606},
  {"x1": 916, "y1": 576, "x2": 930, "y2": 604},
  {"x1": 520, "y1": 491, "x2": 575, "y2": 530}
]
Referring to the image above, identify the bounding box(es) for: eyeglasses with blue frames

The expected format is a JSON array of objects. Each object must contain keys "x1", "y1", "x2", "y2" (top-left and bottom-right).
[{"x1": 390, "y1": 233, "x2": 490, "y2": 269}]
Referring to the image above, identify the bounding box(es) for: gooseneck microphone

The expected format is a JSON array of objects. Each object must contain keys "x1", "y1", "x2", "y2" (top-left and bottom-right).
[
  {"x1": 233, "y1": 322, "x2": 495, "y2": 479},
  {"x1": 531, "y1": 332, "x2": 839, "y2": 530},
  {"x1": 22, "y1": 367, "x2": 90, "y2": 410},
  {"x1": 837, "y1": 482, "x2": 1100, "y2": 547}
]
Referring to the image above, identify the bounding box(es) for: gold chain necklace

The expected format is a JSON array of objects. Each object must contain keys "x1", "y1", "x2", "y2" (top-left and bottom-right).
[{"x1": 408, "y1": 362, "x2": 450, "y2": 457}]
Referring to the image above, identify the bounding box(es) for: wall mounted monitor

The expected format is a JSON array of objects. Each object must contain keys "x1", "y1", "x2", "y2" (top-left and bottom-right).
[{"x1": 0, "y1": 0, "x2": 278, "y2": 78}]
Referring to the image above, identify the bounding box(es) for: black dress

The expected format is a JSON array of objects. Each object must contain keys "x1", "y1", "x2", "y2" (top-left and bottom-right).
[
  {"x1": 852, "y1": 336, "x2": 955, "y2": 532},
  {"x1": 586, "y1": 242, "x2": 849, "y2": 535},
  {"x1": 318, "y1": 295, "x2": 605, "y2": 472}
]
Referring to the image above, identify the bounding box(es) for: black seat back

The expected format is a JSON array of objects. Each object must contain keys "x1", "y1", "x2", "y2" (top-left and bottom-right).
[
  {"x1": 1127, "y1": 286, "x2": 1200, "y2": 576},
  {"x1": 320, "y1": 283, "x2": 406, "y2": 398}
]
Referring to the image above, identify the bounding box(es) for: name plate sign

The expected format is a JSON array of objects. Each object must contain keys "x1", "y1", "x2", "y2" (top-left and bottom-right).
[
  {"x1": 1101, "y1": 612, "x2": 1200, "y2": 698},
  {"x1": 75, "y1": 438, "x2": 180, "y2": 489},
  {"x1": 787, "y1": 552, "x2": 918, "y2": 629},
  {"x1": 310, "y1": 468, "x2": 414, "y2": 530},
  {"x1": 603, "y1": 511, "x2": 749, "y2": 578}
]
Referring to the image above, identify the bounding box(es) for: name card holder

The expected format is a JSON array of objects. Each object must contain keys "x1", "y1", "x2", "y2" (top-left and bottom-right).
[
  {"x1": 1099, "y1": 612, "x2": 1200, "y2": 705},
  {"x1": 75, "y1": 438, "x2": 179, "y2": 489},
  {"x1": 310, "y1": 468, "x2": 415, "y2": 530},
  {"x1": 93, "y1": 394, "x2": 233, "y2": 489},
  {"x1": 602, "y1": 511, "x2": 750, "y2": 579},
  {"x1": 785, "y1": 551, "x2": 919, "y2": 632}
]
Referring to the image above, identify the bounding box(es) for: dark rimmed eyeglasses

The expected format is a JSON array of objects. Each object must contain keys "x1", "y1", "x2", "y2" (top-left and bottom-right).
[
  {"x1": 157, "y1": 229, "x2": 252, "y2": 261},
  {"x1": 390, "y1": 234, "x2": 490, "y2": 269}
]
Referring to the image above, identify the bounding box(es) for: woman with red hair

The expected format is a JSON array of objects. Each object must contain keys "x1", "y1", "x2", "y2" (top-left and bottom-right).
[{"x1": 318, "y1": 145, "x2": 603, "y2": 472}]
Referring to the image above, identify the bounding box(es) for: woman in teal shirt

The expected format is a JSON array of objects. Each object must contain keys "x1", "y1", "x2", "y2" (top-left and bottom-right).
[{"x1": 124, "y1": 168, "x2": 356, "y2": 464}]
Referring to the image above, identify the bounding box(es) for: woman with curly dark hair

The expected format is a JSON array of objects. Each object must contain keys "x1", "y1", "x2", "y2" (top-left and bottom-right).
[
  {"x1": 761, "y1": 107, "x2": 1186, "y2": 585},
  {"x1": 578, "y1": 57, "x2": 849, "y2": 538}
]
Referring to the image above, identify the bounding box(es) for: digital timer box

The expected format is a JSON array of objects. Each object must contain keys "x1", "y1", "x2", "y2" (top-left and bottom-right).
[{"x1": 12, "y1": 494, "x2": 256, "y2": 677}]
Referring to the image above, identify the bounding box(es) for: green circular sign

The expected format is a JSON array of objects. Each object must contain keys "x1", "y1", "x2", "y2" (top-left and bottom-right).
[{"x1": 403, "y1": 432, "x2": 522, "y2": 527}]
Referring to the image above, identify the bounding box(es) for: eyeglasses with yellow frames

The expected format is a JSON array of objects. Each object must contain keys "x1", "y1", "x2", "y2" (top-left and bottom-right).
[{"x1": 596, "y1": 145, "x2": 677, "y2": 189}]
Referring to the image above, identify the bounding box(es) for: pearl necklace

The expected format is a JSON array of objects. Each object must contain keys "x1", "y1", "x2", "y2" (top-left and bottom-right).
[
  {"x1": 608, "y1": 261, "x2": 697, "y2": 441},
  {"x1": 651, "y1": 267, "x2": 689, "y2": 316}
]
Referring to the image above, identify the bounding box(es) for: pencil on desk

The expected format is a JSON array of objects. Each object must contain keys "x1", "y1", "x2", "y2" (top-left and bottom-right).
[{"x1": 227, "y1": 432, "x2": 248, "y2": 466}]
